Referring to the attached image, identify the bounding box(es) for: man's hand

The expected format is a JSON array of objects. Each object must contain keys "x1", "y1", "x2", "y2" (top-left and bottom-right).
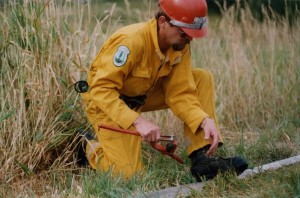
[
  {"x1": 201, "y1": 117, "x2": 219, "y2": 156},
  {"x1": 133, "y1": 116, "x2": 161, "y2": 142}
]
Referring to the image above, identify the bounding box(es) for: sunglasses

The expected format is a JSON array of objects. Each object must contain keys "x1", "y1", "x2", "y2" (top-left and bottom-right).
[
  {"x1": 177, "y1": 27, "x2": 188, "y2": 38},
  {"x1": 167, "y1": 20, "x2": 188, "y2": 38}
]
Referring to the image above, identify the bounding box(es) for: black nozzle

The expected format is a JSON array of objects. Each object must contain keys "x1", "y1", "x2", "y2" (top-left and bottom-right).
[{"x1": 166, "y1": 142, "x2": 176, "y2": 152}]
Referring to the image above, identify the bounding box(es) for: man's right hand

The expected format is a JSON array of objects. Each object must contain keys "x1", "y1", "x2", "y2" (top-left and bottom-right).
[{"x1": 133, "y1": 116, "x2": 161, "y2": 142}]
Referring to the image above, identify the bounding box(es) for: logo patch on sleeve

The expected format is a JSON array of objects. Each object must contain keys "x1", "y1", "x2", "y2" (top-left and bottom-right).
[{"x1": 113, "y1": 45, "x2": 130, "y2": 67}]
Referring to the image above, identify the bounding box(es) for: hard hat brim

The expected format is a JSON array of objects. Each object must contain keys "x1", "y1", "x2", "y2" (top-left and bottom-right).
[{"x1": 181, "y1": 26, "x2": 207, "y2": 38}]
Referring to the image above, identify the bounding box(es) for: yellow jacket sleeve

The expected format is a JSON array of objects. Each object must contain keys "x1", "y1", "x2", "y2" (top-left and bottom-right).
[{"x1": 88, "y1": 35, "x2": 140, "y2": 129}]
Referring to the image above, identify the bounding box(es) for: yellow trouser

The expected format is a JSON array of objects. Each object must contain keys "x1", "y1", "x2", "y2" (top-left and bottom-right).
[{"x1": 85, "y1": 68, "x2": 223, "y2": 178}]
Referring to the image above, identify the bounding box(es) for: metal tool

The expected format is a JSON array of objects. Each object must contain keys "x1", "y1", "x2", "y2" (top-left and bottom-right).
[{"x1": 98, "y1": 124, "x2": 184, "y2": 164}]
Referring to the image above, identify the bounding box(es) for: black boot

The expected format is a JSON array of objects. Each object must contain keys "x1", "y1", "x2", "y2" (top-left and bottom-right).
[
  {"x1": 76, "y1": 129, "x2": 95, "y2": 167},
  {"x1": 189, "y1": 146, "x2": 248, "y2": 182}
]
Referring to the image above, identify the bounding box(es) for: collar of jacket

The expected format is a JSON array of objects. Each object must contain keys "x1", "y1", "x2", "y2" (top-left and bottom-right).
[{"x1": 148, "y1": 18, "x2": 184, "y2": 66}]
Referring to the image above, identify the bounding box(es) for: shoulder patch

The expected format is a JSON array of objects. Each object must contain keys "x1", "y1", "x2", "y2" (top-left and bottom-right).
[{"x1": 113, "y1": 45, "x2": 130, "y2": 67}]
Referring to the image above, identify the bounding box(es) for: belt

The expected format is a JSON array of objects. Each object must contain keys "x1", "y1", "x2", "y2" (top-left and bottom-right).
[{"x1": 119, "y1": 94, "x2": 147, "y2": 109}]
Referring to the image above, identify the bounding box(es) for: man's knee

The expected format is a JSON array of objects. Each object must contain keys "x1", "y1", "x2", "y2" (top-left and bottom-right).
[{"x1": 192, "y1": 68, "x2": 214, "y2": 89}]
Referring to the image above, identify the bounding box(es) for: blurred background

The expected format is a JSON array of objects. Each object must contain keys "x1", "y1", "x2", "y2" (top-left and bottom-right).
[{"x1": 1, "y1": 0, "x2": 300, "y2": 20}]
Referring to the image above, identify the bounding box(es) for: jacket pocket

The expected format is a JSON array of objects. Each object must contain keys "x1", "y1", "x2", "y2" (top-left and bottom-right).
[{"x1": 132, "y1": 65, "x2": 151, "y2": 78}]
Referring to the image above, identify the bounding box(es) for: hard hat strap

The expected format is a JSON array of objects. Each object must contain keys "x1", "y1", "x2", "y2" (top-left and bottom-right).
[{"x1": 170, "y1": 16, "x2": 207, "y2": 29}]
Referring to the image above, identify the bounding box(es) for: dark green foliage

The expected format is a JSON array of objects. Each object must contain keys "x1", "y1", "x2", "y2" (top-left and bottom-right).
[{"x1": 208, "y1": 0, "x2": 300, "y2": 24}]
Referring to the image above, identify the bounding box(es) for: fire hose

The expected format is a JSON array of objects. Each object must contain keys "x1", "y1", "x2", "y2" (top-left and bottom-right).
[{"x1": 98, "y1": 124, "x2": 184, "y2": 164}]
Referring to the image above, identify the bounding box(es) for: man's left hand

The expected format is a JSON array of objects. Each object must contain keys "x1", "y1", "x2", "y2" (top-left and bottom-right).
[{"x1": 201, "y1": 117, "x2": 219, "y2": 156}]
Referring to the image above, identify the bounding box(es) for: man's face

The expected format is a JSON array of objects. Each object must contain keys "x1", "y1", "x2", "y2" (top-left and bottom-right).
[{"x1": 158, "y1": 16, "x2": 193, "y2": 52}]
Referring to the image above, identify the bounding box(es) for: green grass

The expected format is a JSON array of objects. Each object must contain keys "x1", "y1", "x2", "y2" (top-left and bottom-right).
[
  {"x1": 0, "y1": 0, "x2": 299, "y2": 197},
  {"x1": 191, "y1": 164, "x2": 300, "y2": 198},
  {"x1": 1, "y1": 158, "x2": 299, "y2": 197}
]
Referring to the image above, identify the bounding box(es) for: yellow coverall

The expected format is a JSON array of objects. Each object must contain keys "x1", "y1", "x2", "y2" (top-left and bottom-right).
[{"x1": 81, "y1": 18, "x2": 223, "y2": 177}]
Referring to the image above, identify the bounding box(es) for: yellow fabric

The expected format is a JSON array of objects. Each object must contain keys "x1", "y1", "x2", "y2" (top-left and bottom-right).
[
  {"x1": 82, "y1": 102, "x2": 143, "y2": 177},
  {"x1": 82, "y1": 18, "x2": 223, "y2": 177},
  {"x1": 85, "y1": 122, "x2": 143, "y2": 177}
]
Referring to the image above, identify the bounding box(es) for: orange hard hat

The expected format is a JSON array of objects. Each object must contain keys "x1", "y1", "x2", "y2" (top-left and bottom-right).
[{"x1": 159, "y1": 0, "x2": 208, "y2": 38}]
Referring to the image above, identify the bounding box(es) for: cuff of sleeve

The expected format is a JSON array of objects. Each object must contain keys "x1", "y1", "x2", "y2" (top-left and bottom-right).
[
  {"x1": 183, "y1": 110, "x2": 209, "y2": 134},
  {"x1": 115, "y1": 108, "x2": 140, "y2": 129}
]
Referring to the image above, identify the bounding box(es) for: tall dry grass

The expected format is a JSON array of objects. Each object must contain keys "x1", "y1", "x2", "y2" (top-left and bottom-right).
[
  {"x1": 0, "y1": 0, "x2": 299, "y2": 189},
  {"x1": 192, "y1": 4, "x2": 300, "y2": 130},
  {"x1": 0, "y1": 0, "x2": 114, "y2": 182},
  {"x1": 191, "y1": 3, "x2": 300, "y2": 164}
]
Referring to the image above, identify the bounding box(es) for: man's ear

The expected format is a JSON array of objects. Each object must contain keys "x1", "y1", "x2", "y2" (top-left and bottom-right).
[{"x1": 158, "y1": 16, "x2": 167, "y2": 29}]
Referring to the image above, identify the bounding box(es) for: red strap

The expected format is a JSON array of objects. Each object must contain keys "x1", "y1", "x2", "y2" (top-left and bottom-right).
[{"x1": 99, "y1": 124, "x2": 140, "y2": 136}]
